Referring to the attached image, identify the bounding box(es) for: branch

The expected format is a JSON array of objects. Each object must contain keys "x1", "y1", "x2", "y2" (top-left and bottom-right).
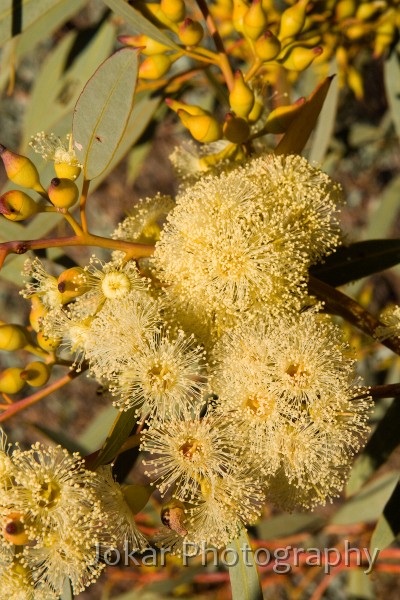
[{"x1": 308, "y1": 275, "x2": 400, "y2": 356}]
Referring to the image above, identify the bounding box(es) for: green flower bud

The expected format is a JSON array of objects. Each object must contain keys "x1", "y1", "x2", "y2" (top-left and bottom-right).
[
  {"x1": 223, "y1": 113, "x2": 250, "y2": 144},
  {"x1": 229, "y1": 70, "x2": 255, "y2": 119}
]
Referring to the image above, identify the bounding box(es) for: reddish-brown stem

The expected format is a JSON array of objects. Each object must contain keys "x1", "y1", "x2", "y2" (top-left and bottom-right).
[
  {"x1": 79, "y1": 178, "x2": 90, "y2": 233},
  {"x1": 0, "y1": 369, "x2": 82, "y2": 422},
  {"x1": 0, "y1": 234, "x2": 155, "y2": 269},
  {"x1": 369, "y1": 383, "x2": 400, "y2": 399},
  {"x1": 308, "y1": 275, "x2": 400, "y2": 356},
  {"x1": 195, "y1": 0, "x2": 234, "y2": 91}
]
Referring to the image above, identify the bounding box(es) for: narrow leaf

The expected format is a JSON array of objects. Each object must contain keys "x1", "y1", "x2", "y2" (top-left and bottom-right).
[
  {"x1": 103, "y1": 0, "x2": 180, "y2": 50},
  {"x1": 332, "y1": 472, "x2": 399, "y2": 525},
  {"x1": 275, "y1": 76, "x2": 333, "y2": 156},
  {"x1": 23, "y1": 21, "x2": 116, "y2": 148},
  {"x1": 370, "y1": 482, "x2": 400, "y2": 551},
  {"x1": 308, "y1": 70, "x2": 338, "y2": 163},
  {"x1": 384, "y1": 43, "x2": 400, "y2": 141},
  {"x1": 0, "y1": 0, "x2": 64, "y2": 45},
  {"x1": 73, "y1": 47, "x2": 139, "y2": 180},
  {"x1": 227, "y1": 527, "x2": 263, "y2": 600},
  {"x1": 92, "y1": 407, "x2": 137, "y2": 468},
  {"x1": 347, "y1": 399, "x2": 400, "y2": 496},
  {"x1": 310, "y1": 239, "x2": 400, "y2": 287}
]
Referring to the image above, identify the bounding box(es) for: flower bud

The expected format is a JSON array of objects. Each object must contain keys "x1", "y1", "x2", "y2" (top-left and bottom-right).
[
  {"x1": 36, "y1": 331, "x2": 60, "y2": 352},
  {"x1": 356, "y1": 1, "x2": 386, "y2": 22},
  {"x1": 255, "y1": 30, "x2": 281, "y2": 61},
  {"x1": 278, "y1": 0, "x2": 309, "y2": 40},
  {"x1": 29, "y1": 295, "x2": 47, "y2": 332},
  {"x1": 0, "y1": 368, "x2": 25, "y2": 394},
  {"x1": 47, "y1": 177, "x2": 79, "y2": 209},
  {"x1": 229, "y1": 70, "x2": 254, "y2": 119},
  {"x1": 166, "y1": 98, "x2": 207, "y2": 116},
  {"x1": 178, "y1": 110, "x2": 223, "y2": 143},
  {"x1": 20, "y1": 361, "x2": 51, "y2": 387},
  {"x1": 233, "y1": 0, "x2": 249, "y2": 34},
  {"x1": 374, "y1": 20, "x2": 396, "y2": 58},
  {"x1": 0, "y1": 324, "x2": 28, "y2": 351},
  {"x1": 0, "y1": 145, "x2": 45, "y2": 194},
  {"x1": 243, "y1": 0, "x2": 268, "y2": 40},
  {"x1": 122, "y1": 484, "x2": 153, "y2": 514},
  {"x1": 280, "y1": 45, "x2": 323, "y2": 71},
  {"x1": 0, "y1": 190, "x2": 39, "y2": 221},
  {"x1": 160, "y1": 0, "x2": 185, "y2": 22},
  {"x1": 335, "y1": 0, "x2": 356, "y2": 20},
  {"x1": 178, "y1": 18, "x2": 204, "y2": 46},
  {"x1": 345, "y1": 24, "x2": 366, "y2": 40},
  {"x1": 138, "y1": 54, "x2": 172, "y2": 80},
  {"x1": 54, "y1": 162, "x2": 81, "y2": 181},
  {"x1": 3, "y1": 513, "x2": 30, "y2": 545},
  {"x1": 264, "y1": 97, "x2": 306, "y2": 133},
  {"x1": 223, "y1": 113, "x2": 250, "y2": 144},
  {"x1": 118, "y1": 34, "x2": 170, "y2": 55},
  {"x1": 57, "y1": 267, "x2": 87, "y2": 303},
  {"x1": 347, "y1": 65, "x2": 363, "y2": 99}
]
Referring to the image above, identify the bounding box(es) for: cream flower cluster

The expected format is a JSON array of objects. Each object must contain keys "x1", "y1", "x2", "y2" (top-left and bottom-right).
[
  {"x1": 0, "y1": 433, "x2": 146, "y2": 597},
  {"x1": 18, "y1": 153, "x2": 371, "y2": 583}
]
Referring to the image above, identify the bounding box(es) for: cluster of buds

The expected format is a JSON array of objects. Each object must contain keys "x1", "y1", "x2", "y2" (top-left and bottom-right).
[
  {"x1": 0, "y1": 323, "x2": 51, "y2": 394},
  {"x1": 0, "y1": 134, "x2": 81, "y2": 223}
]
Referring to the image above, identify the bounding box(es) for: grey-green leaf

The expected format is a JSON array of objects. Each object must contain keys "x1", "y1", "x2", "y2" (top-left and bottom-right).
[
  {"x1": 384, "y1": 43, "x2": 400, "y2": 141},
  {"x1": 0, "y1": 0, "x2": 65, "y2": 45},
  {"x1": 227, "y1": 527, "x2": 263, "y2": 600},
  {"x1": 370, "y1": 482, "x2": 400, "y2": 552},
  {"x1": 73, "y1": 47, "x2": 139, "y2": 181}
]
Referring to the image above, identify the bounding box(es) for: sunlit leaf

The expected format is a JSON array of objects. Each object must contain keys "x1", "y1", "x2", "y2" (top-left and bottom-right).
[
  {"x1": 384, "y1": 43, "x2": 400, "y2": 141},
  {"x1": 347, "y1": 399, "x2": 400, "y2": 496},
  {"x1": 275, "y1": 76, "x2": 333, "y2": 156},
  {"x1": 93, "y1": 407, "x2": 137, "y2": 468},
  {"x1": 308, "y1": 70, "x2": 338, "y2": 163},
  {"x1": 73, "y1": 47, "x2": 139, "y2": 181},
  {"x1": 23, "y1": 20, "x2": 116, "y2": 148},
  {"x1": 227, "y1": 527, "x2": 263, "y2": 600},
  {"x1": 370, "y1": 483, "x2": 400, "y2": 551},
  {"x1": 332, "y1": 471, "x2": 399, "y2": 525}
]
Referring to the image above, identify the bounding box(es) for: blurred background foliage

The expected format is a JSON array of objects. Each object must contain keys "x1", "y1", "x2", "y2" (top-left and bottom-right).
[{"x1": 1, "y1": 1, "x2": 400, "y2": 598}]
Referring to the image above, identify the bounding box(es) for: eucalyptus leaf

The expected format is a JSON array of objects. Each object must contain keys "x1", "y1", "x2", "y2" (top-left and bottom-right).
[
  {"x1": 370, "y1": 483, "x2": 400, "y2": 552},
  {"x1": 275, "y1": 76, "x2": 333, "y2": 156},
  {"x1": 90, "y1": 90, "x2": 162, "y2": 190},
  {"x1": 23, "y1": 20, "x2": 116, "y2": 148},
  {"x1": 93, "y1": 407, "x2": 137, "y2": 468},
  {"x1": 384, "y1": 43, "x2": 400, "y2": 141},
  {"x1": 310, "y1": 239, "x2": 400, "y2": 286},
  {"x1": 103, "y1": 0, "x2": 180, "y2": 50},
  {"x1": 0, "y1": 0, "x2": 65, "y2": 45},
  {"x1": 73, "y1": 47, "x2": 139, "y2": 181},
  {"x1": 332, "y1": 471, "x2": 399, "y2": 525},
  {"x1": 227, "y1": 527, "x2": 263, "y2": 600},
  {"x1": 308, "y1": 71, "x2": 338, "y2": 164},
  {"x1": 347, "y1": 399, "x2": 400, "y2": 496},
  {"x1": 60, "y1": 577, "x2": 73, "y2": 600}
]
